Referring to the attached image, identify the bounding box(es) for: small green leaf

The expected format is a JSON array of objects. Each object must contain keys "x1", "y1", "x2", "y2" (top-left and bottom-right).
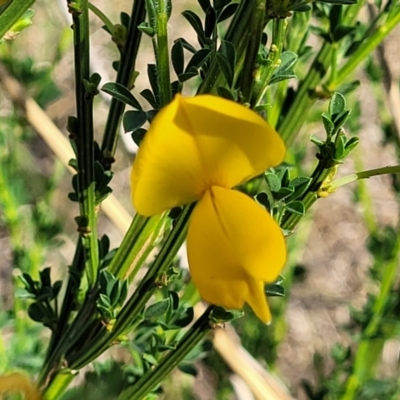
[
  {"x1": 178, "y1": 363, "x2": 198, "y2": 377},
  {"x1": 265, "y1": 173, "x2": 281, "y2": 192},
  {"x1": 217, "y1": 3, "x2": 239, "y2": 22},
  {"x1": 216, "y1": 53, "x2": 233, "y2": 87},
  {"x1": 265, "y1": 283, "x2": 285, "y2": 297},
  {"x1": 123, "y1": 110, "x2": 147, "y2": 133},
  {"x1": 216, "y1": 86, "x2": 235, "y2": 100},
  {"x1": 185, "y1": 48, "x2": 211, "y2": 71},
  {"x1": 329, "y1": 92, "x2": 346, "y2": 118},
  {"x1": 286, "y1": 201, "x2": 305, "y2": 215},
  {"x1": 101, "y1": 82, "x2": 142, "y2": 110},
  {"x1": 321, "y1": 113, "x2": 334, "y2": 136},
  {"x1": 182, "y1": 10, "x2": 205, "y2": 41},
  {"x1": 211, "y1": 307, "x2": 244, "y2": 323},
  {"x1": 145, "y1": 298, "x2": 171, "y2": 318},
  {"x1": 171, "y1": 40, "x2": 185, "y2": 76}
]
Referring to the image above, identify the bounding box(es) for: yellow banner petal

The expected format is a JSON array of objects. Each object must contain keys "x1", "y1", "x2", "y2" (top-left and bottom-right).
[
  {"x1": 180, "y1": 95, "x2": 286, "y2": 189},
  {"x1": 187, "y1": 187, "x2": 286, "y2": 322},
  {"x1": 131, "y1": 94, "x2": 285, "y2": 216}
]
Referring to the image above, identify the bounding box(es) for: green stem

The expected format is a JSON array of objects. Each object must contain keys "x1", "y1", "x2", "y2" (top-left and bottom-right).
[
  {"x1": 100, "y1": 0, "x2": 146, "y2": 166},
  {"x1": 252, "y1": 17, "x2": 286, "y2": 107},
  {"x1": 118, "y1": 306, "x2": 213, "y2": 400},
  {"x1": 197, "y1": 0, "x2": 253, "y2": 95},
  {"x1": 278, "y1": 42, "x2": 331, "y2": 142},
  {"x1": 240, "y1": 0, "x2": 266, "y2": 102},
  {"x1": 152, "y1": 0, "x2": 172, "y2": 106},
  {"x1": 67, "y1": 205, "x2": 194, "y2": 369},
  {"x1": 340, "y1": 234, "x2": 400, "y2": 400},
  {"x1": 328, "y1": 165, "x2": 400, "y2": 190},
  {"x1": 107, "y1": 213, "x2": 168, "y2": 281},
  {"x1": 277, "y1": 1, "x2": 368, "y2": 143},
  {"x1": 71, "y1": 0, "x2": 99, "y2": 286},
  {"x1": 329, "y1": 5, "x2": 400, "y2": 91},
  {"x1": 41, "y1": 371, "x2": 76, "y2": 400},
  {"x1": 46, "y1": 240, "x2": 84, "y2": 357},
  {"x1": 0, "y1": 0, "x2": 34, "y2": 39}
]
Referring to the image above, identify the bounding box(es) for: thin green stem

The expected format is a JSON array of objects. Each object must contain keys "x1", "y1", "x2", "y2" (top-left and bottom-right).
[
  {"x1": 0, "y1": 0, "x2": 34, "y2": 39},
  {"x1": 252, "y1": 17, "x2": 286, "y2": 107},
  {"x1": 100, "y1": 0, "x2": 146, "y2": 166},
  {"x1": 240, "y1": 0, "x2": 267, "y2": 102},
  {"x1": 71, "y1": 0, "x2": 99, "y2": 286},
  {"x1": 329, "y1": 5, "x2": 400, "y2": 91},
  {"x1": 277, "y1": 1, "x2": 368, "y2": 143},
  {"x1": 197, "y1": 0, "x2": 253, "y2": 95},
  {"x1": 278, "y1": 42, "x2": 331, "y2": 142},
  {"x1": 118, "y1": 306, "x2": 213, "y2": 400},
  {"x1": 108, "y1": 213, "x2": 168, "y2": 281},
  {"x1": 340, "y1": 234, "x2": 400, "y2": 400},
  {"x1": 67, "y1": 205, "x2": 194, "y2": 369},
  {"x1": 326, "y1": 165, "x2": 400, "y2": 190},
  {"x1": 155, "y1": 0, "x2": 172, "y2": 106},
  {"x1": 45, "y1": 240, "x2": 84, "y2": 357},
  {"x1": 41, "y1": 371, "x2": 76, "y2": 400}
]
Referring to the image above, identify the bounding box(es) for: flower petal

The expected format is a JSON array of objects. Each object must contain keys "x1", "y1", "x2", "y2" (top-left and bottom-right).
[
  {"x1": 131, "y1": 96, "x2": 205, "y2": 216},
  {"x1": 0, "y1": 373, "x2": 41, "y2": 400},
  {"x1": 187, "y1": 187, "x2": 286, "y2": 322},
  {"x1": 131, "y1": 94, "x2": 285, "y2": 216},
  {"x1": 180, "y1": 95, "x2": 286, "y2": 189}
]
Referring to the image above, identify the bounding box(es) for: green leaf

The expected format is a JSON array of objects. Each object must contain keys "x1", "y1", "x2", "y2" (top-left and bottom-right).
[
  {"x1": 101, "y1": 82, "x2": 142, "y2": 110},
  {"x1": 321, "y1": 113, "x2": 334, "y2": 136},
  {"x1": 265, "y1": 283, "x2": 285, "y2": 297},
  {"x1": 216, "y1": 53, "x2": 233, "y2": 87},
  {"x1": 329, "y1": 92, "x2": 346, "y2": 118},
  {"x1": 186, "y1": 48, "x2": 211, "y2": 71},
  {"x1": 123, "y1": 110, "x2": 147, "y2": 133},
  {"x1": 256, "y1": 192, "x2": 271, "y2": 211},
  {"x1": 217, "y1": 3, "x2": 239, "y2": 22},
  {"x1": 285, "y1": 201, "x2": 305, "y2": 216},
  {"x1": 132, "y1": 128, "x2": 147, "y2": 146},
  {"x1": 344, "y1": 136, "x2": 359, "y2": 156},
  {"x1": 265, "y1": 173, "x2": 281, "y2": 192},
  {"x1": 197, "y1": 0, "x2": 211, "y2": 13},
  {"x1": 140, "y1": 89, "x2": 157, "y2": 108},
  {"x1": 171, "y1": 40, "x2": 185, "y2": 76},
  {"x1": 211, "y1": 307, "x2": 244, "y2": 323},
  {"x1": 216, "y1": 86, "x2": 235, "y2": 100},
  {"x1": 204, "y1": 7, "x2": 216, "y2": 38},
  {"x1": 143, "y1": 353, "x2": 158, "y2": 366},
  {"x1": 182, "y1": 10, "x2": 205, "y2": 41},
  {"x1": 145, "y1": 298, "x2": 171, "y2": 318},
  {"x1": 178, "y1": 363, "x2": 198, "y2": 377}
]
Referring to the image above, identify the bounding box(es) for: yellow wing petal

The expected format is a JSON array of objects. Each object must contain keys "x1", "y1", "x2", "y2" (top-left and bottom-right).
[
  {"x1": 131, "y1": 94, "x2": 285, "y2": 216},
  {"x1": 131, "y1": 96, "x2": 205, "y2": 216},
  {"x1": 187, "y1": 187, "x2": 286, "y2": 322}
]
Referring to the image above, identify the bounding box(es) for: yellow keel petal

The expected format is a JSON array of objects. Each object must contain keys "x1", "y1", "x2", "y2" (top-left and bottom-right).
[{"x1": 187, "y1": 187, "x2": 286, "y2": 321}]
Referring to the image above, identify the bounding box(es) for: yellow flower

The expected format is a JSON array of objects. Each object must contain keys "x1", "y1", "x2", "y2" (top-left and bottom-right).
[
  {"x1": 131, "y1": 94, "x2": 286, "y2": 323},
  {"x1": 0, "y1": 372, "x2": 41, "y2": 400}
]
